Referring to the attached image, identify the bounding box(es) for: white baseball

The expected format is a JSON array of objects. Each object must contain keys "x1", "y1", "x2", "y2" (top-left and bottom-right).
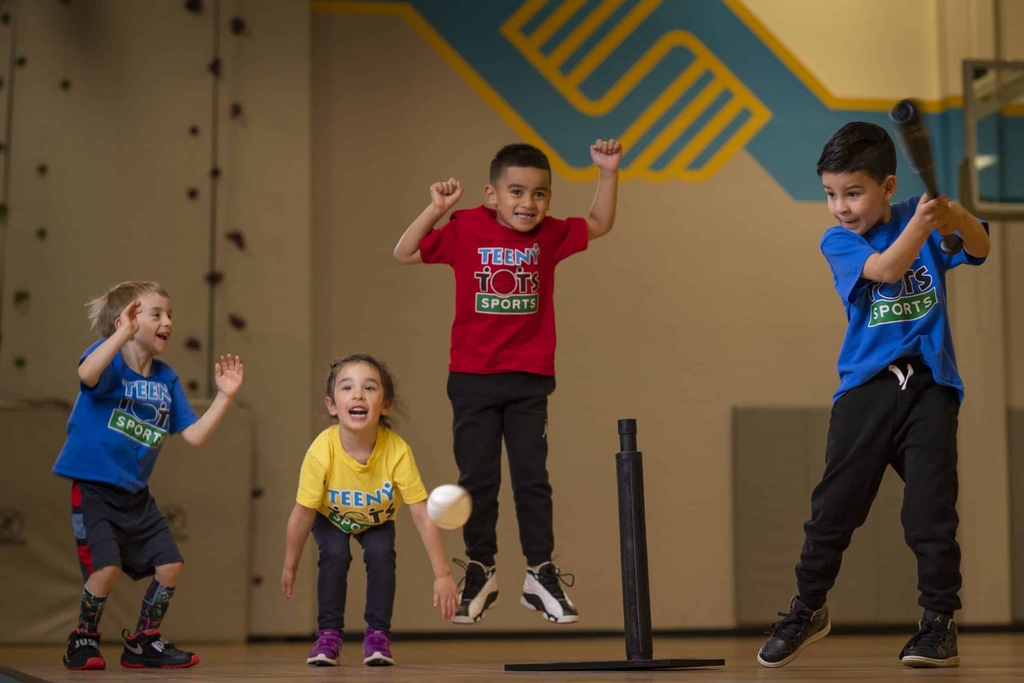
[{"x1": 427, "y1": 484, "x2": 472, "y2": 530}]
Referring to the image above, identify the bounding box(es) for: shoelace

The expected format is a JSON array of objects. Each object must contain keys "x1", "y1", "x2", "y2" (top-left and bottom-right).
[
  {"x1": 364, "y1": 629, "x2": 390, "y2": 648},
  {"x1": 453, "y1": 558, "x2": 486, "y2": 598},
  {"x1": 888, "y1": 363, "x2": 914, "y2": 391},
  {"x1": 904, "y1": 618, "x2": 947, "y2": 652},
  {"x1": 123, "y1": 629, "x2": 180, "y2": 652},
  {"x1": 537, "y1": 564, "x2": 575, "y2": 598},
  {"x1": 317, "y1": 631, "x2": 341, "y2": 648},
  {"x1": 766, "y1": 610, "x2": 810, "y2": 640}
]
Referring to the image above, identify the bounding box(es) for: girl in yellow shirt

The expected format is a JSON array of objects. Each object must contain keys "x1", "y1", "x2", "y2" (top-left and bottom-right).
[{"x1": 281, "y1": 354, "x2": 457, "y2": 666}]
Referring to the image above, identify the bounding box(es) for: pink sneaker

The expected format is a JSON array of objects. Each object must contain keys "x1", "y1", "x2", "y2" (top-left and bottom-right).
[
  {"x1": 306, "y1": 628, "x2": 341, "y2": 666},
  {"x1": 362, "y1": 628, "x2": 394, "y2": 666}
]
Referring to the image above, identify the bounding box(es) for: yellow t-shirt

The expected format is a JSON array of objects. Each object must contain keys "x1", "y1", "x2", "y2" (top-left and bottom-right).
[{"x1": 296, "y1": 425, "x2": 427, "y2": 534}]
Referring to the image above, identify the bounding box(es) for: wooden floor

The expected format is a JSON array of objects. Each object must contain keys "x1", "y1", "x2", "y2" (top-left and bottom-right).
[{"x1": 4, "y1": 634, "x2": 1024, "y2": 682}]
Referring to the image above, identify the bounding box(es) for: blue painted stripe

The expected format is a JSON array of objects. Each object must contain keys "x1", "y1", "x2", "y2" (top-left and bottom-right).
[
  {"x1": 561, "y1": 0, "x2": 640, "y2": 75},
  {"x1": 579, "y1": 13, "x2": 683, "y2": 101},
  {"x1": 651, "y1": 87, "x2": 733, "y2": 170},
  {"x1": 688, "y1": 106, "x2": 753, "y2": 171},
  {"x1": 540, "y1": 0, "x2": 605, "y2": 57},
  {"x1": 395, "y1": 0, "x2": 1024, "y2": 201},
  {"x1": 520, "y1": 0, "x2": 560, "y2": 37},
  {"x1": 622, "y1": 66, "x2": 709, "y2": 168}
]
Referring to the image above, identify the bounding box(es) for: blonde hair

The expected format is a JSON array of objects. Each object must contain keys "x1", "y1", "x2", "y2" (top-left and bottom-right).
[{"x1": 86, "y1": 281, "x2": 170, "y2": 337}]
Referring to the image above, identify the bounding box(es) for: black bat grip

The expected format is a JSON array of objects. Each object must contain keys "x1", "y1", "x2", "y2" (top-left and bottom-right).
[
  {"x1": 940, "y1": 234, "x2": 964, "y2": 256},
  {"x1": 889, "y1": 99, "x2": 963, "y2": 256}
]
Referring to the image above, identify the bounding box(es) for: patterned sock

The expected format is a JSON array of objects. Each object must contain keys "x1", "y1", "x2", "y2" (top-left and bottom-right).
[
  {"x1": 135, "y1": 579, "x2": 176, "y2": 633},
  {"x1": 77, "y1": 585, "x2": 107, "y2": 632}
]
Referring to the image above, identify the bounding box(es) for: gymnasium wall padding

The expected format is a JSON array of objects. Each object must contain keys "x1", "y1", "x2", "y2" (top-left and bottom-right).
[
  {"x1": 733, "y1": 407, "x2": 920, "y2": 625},
  {"x1": 0, "y1": 400, "x2": 253, "y2": 643}
]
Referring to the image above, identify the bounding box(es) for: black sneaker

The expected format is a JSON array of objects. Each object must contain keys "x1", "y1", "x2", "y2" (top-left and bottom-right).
[
  {"x1": 63, "y1": 629, "x2": 105, "y2": 670},
  {"x1": 452, "y1": 559, "x2": 499, "y2": 624},
  {"x1": 521, "y1": 562, "x2": 578, "y2": 624},
  {"x1": 757, "y1": 596, "x2": 831, "y2": 667},
  {"x1": 899, "y1": 610, "x2": 959, "y2": 668},
  {"x1": 120, "y1": 629, "x2": 199, "y2": 669}
]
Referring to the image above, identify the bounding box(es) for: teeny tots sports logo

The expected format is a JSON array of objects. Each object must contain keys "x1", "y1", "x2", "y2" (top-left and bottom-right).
[
  {"x1": 326, "y1": 481, "x2": 398, "y2": 533},
  {"x1": 868, "y1": 265, "x2": 938, "y2": 327},
  {"x1": 107, "y1": 379, "x2": 172, "y2": 447},
  {"x1": 475, "y1": 244, "x2": 540, "y2": 314}
]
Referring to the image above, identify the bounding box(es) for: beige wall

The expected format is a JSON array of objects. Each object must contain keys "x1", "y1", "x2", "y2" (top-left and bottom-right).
[
  {"x1": 0, "y1": 0, "x2": 312, "y2": 637},
  {"x1": 1, "y1": 0, "x2": 1021, "y2": 641},
  {"x1": 311, "y1": 0, "x2": 1022, "y2": 632}
]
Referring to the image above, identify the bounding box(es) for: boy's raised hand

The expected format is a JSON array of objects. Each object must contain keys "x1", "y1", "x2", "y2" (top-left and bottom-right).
[
  {"x1": 116, "y1": 300, "x2": 141, "y2": 339},
  {"x1": 430, "y1": 177, "x2": 463, "y2": 213},
  {"x1": 214, "y1": 354, "x2": 244, "y2": 398},
  {"x1": 591, "y1": 138, "x2": 623, "y2": 172}
]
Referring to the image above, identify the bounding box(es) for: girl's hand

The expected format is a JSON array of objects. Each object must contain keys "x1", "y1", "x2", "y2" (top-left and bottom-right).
[
  {"x1": 281, "y1": 567, "x2": 296, "y2": 599},
  {"x1": 433, "y1": 574, "x2": 459, "y2": 621}
]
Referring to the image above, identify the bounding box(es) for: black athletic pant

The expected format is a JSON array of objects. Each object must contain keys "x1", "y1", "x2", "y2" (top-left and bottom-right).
[
  {"x1": 447, "y1": 371, "x2": 556, "y2": 568},
  {"x1": 796, "y1": 356, "x2": 962, "y2": 615}
]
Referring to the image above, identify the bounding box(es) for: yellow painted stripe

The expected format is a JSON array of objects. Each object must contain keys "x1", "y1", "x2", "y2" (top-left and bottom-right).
[
  {"x1": 669, "y1": 98, "x2": 745, "y2": 173},
  {"x1": 548, "y1": 0, "x2": 627, "y2": 68},
  {"x1": 313, "y1": 0, "x2": 996, "y2": 117},
  {"x1": 566, "y1": 0, "x2": 662, "y2": 86},
  {"x1": 503, "y1": 0, "x2": 551, "y2": 35},
  {"x1": 618, "y1": 60, "x2": 706, "y2": 150},
  {"x1": 529, "y1": 0, "x2": 589, "y2": 48},
  {"x1": 312, "y1": 0, "x2": 597, "y2": 181},
  {"x1": 720, "y1": 0, "x2": 964, "y2": 113},
  {"x1": 633, "y1": 80, "x2": 726, "y2": 168}
]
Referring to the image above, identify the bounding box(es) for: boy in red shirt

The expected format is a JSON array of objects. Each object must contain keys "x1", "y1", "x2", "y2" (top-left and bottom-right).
[{"x1": 394, "y1": 140, "x2": 621, "y2": 625}]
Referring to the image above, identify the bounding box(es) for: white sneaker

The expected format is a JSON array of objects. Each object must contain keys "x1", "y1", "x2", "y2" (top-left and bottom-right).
[
  {"x1": 452, "y1": 560, "x2": 499, "y2": 624},
  {"x1": 521, "y1": 562, "x2": 578, "y2": 624}
]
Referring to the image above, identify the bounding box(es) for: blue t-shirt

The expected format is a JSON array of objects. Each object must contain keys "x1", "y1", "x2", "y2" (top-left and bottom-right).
[
  {"x1": 821, "y1": 196, "x2": 988, "y2": 403},
  {"x1": 52, "y1": 340, "x2": 199, "y2": 493}
]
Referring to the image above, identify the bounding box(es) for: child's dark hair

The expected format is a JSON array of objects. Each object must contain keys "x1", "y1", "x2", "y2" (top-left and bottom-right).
[
  {"x1": 816, "y1": 122, "x2": 897, "y2": 183},
  {"x1": 325, "y1": 354, "x2": 398, "y2": 429},
  {"x1": 490, "y1": 143, "x2": 551, "y2": 184}
]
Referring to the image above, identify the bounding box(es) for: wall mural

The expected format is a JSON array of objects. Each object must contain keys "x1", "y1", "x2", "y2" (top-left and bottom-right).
[{"x1": 314, "y1": 0, "x2": 1022, "y2": 203}]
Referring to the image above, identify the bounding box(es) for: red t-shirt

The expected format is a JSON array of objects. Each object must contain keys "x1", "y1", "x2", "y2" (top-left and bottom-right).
[{"x1": 418, "y1": 205, "x2": 589, "y2": 376}]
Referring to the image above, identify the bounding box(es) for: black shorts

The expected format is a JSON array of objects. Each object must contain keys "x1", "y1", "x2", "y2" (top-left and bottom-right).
[{"x1": 71, "y1": 480, "x2": 183, "y2": 581}]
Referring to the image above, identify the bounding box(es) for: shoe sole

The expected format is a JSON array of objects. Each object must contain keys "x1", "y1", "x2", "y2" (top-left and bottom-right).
[
  {"x1": 520, "y1": 594, "x2": 579, "y2": 624},
  {"x1": 452, "y1": 592, "x2": 499, "y2": 624},
  {"x1": 364, "y1": 653, "x2": 395, "y2": 666},
  {"x1": 306, "y1": 654, "x2": 339, "y2": 666},
  {"x1": 901, "y1": 655, "x2": 960, "y2": 668},
  {"x1": 63, "y1": 656, "x2": 105, "y2": 670},
  {"x1": 756, "y1": 620, "x2": 831, "y2": 668},
  {"x1": 121, "y1": 654, "x2": 199, "y2": 669}
]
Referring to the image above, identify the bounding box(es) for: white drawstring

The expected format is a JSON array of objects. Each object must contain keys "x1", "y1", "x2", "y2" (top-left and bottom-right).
[{"x1": 888, "y1": 363, "x2": 914, "y2": 391}]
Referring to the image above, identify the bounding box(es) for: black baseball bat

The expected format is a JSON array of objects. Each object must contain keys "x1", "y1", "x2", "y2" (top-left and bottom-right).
[{"x1": 889, "y1": 99, "x2": 963, "y2": 255}]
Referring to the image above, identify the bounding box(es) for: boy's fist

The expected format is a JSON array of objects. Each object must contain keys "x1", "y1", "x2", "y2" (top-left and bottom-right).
[
  {"x1": 915, "y1": 193, "x2": 951, "y2": 233},
  {"x1": 591, "y1": 138, "x2": 623, "y2": 171},
  {"x1": 430, "y1": 177, "x2": 463, "y2": 213}
]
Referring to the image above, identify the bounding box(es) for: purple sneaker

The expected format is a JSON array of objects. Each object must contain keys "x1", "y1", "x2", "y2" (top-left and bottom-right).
[
  {"x1": 306, "y1": 628, "x2": 341, "y2": 666},
  {"x1": 362, "y1": 628, "x2": 394, "y2": 666}
]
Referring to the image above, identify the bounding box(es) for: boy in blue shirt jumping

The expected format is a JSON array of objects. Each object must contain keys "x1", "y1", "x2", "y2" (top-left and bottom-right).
[
  {"x1": 53, "y1": 281, "x2": 244, "y2": 670},
  {"x1": 757, "y1": 122, "x2": 990, "y2": 669}
]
